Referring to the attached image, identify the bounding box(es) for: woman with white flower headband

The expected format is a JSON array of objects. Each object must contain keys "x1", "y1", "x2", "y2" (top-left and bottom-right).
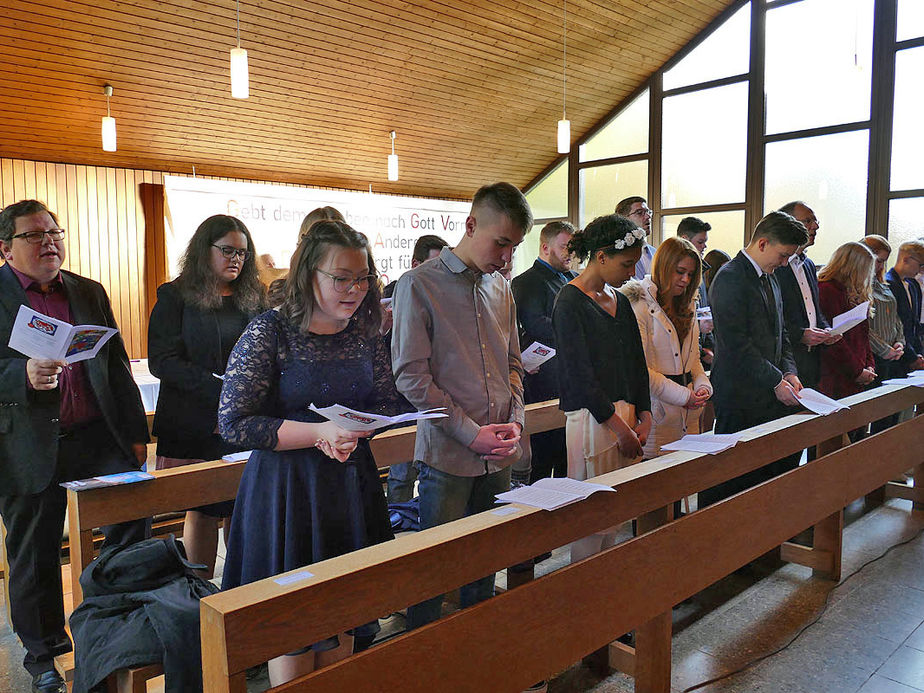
[{"x1": 552, "y1": 214, "x2": 652, "y2": 563}]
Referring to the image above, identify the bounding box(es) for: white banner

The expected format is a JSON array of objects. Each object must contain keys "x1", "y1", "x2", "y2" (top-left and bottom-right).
[{"x1": 162, "y1": 175, "x2": 469, "y2": 286}]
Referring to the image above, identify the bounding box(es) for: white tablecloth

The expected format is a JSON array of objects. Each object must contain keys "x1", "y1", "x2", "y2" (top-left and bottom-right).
[{"x1": 130, "y1": 359, "x2": 160, "y2": 413}]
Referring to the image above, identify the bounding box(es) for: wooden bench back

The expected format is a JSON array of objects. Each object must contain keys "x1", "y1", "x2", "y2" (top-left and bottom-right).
[{"x1": 199, "y1": 385, "x2": 924, "y2": 692}]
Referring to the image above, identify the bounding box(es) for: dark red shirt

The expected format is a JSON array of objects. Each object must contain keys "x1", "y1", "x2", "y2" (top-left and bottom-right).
[{"x1": 11, "y1": 266, "x2": 102, "y2": 428}]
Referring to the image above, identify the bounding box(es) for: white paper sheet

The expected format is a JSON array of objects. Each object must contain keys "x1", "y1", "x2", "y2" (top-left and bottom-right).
[
  {"x1": 829, "y1": 301, "x2": 870, "y2": 336},
  {"x1": 882, "y1": 374, "x2": 924, "y2": 387},
  {"x1": 797, "y1": 388, "x2": 849, "y2": 415},
  {"x1": 660, "y1": 433, "x2": 744, "y2": 455},
  {"x1": 8, "y1": 305, "x2": 118, "y2": 364},
  {"x1": 308, "y1": 403, "x2": 447, "y2": 432},
  {"x1": 221, "y1": 451, "x2": 253, "y2": 462},
  {"x1": 521, "y1": 341, "x2": 556, "y2": 373},
  {"x1": 495, "y1": 477, "x2": 615, "y2": 511}
]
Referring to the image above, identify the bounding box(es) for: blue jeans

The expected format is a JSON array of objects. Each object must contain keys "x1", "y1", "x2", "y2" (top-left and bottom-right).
[
  {"x1": 386, "y1": 461, "x2": 418, "y2": 503},
  {"x1": 405, "y1": 462, "x2": 512, "y2": 630}
]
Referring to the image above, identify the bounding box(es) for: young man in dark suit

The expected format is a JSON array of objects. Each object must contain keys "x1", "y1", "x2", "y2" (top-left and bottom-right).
[
  {"x1": 699, "y1": 211, "x2": 809, "y2": 507},
  {"x1": 774, "y1": 201, "x2": 840, "y2": 389},
  {"x1": 887, "y1": 239, "x2": 924, "y2": 372},
  {"x1": 510, "y1": 220, "x2": 577, "y2": 482},
  {"x1": 0, "y1": 200, "x2": 150, "y2": 693}
]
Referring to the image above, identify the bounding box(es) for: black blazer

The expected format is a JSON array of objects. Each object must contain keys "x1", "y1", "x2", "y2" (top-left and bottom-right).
[
  {"x1": 709, "y1": 251, "x2": 798, "y2": 412},
  {"x1": 886, "y1": 268, "x2": 923, "y2": 360},
  {"x1": 0, "y1": 263, "x2": 148, "y2": 496},
  {"x1": 147, "y1": 281, "x2": 255, "y2": 454},
  {"x1": 775, "y1": 257, "x2": 830, "y2": 387},
  {"x1": 511, "y1": 259, "x2": 577, "y2": 403}
]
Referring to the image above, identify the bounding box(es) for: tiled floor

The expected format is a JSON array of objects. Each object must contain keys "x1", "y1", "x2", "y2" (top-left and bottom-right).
[{"x1": 1, "y1": 499, "x2": 922, "y2": 692}]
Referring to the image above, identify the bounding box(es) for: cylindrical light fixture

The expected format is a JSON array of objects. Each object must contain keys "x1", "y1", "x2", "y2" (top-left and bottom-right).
[
  {"x1": 230, "y1": 47, "x2": 249, "y2": 99},
  {"x1": 230, "y1": 0, "x2": 249, "y2": 99},
  {"x1": 557, "y1": 119, "x2": 570, "y2": 154},
  {"x1": 387, "y1": 130, "x2": 399, "y2": 181},
  {"x1": 101, "y1": 84, "x2": 117, "y2": 152},
  {"x1": 556, "y1": 0, "x2": 571, "y2": 154}
]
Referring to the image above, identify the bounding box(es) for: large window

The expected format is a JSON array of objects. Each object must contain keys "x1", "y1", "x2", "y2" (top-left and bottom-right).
[
  {"x1": 661, "y1": 82, "x2": 749, "y2": 209},
  {"x1": 890, "y1": 47, "x2": 924, "y2": 191},
  {"x1": 578, "y1": 160, "x2": 648, "y2": 227},
  {"x1": 579, "y1": 90, "x2": 649, "y2": 163},
  {"x1": 888, "y1": 197, "x2": 924, "y2": 248},
  {"x1": 663, "y1": 3, "x2": 751, "y2": 91},
  {"x1": 525, "y1": 159, "x2": 568, "y2": 220},
  {"x1": 525, "y1": 0, "x2": 917, "y2": 268},
  {"x1": 764, "y1": 0, "x2": 874, "y2": 135},
  {"x1": 765, "y1": 131, "x2": 870, "y2": 262}
]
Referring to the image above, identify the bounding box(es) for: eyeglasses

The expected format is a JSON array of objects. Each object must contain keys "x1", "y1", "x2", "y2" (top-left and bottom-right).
[
  {"x1": 212, "y1": 245, "x2": 251, "y2": 261},
  {"x1": 628, "y1": 208, "x2": 652, "y2": 218},
  {"x1": 10, "y1": 228, "x2": 66, "y2": 244},
  {"x1": 316, "y1": 268, "x2": 376, "y2": 293}
]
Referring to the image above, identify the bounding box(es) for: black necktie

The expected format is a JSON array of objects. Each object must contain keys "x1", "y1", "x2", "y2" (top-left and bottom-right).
[{"x1": 760, "y1": 273, "x2": 775, "y2": 313}]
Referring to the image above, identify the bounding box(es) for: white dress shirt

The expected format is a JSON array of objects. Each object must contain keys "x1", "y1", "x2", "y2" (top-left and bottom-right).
[{"x1": 788, "y1": 253, "x2": 818, "y2": 329}]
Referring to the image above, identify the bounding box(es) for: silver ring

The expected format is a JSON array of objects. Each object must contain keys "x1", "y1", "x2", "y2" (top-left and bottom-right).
[{"x1": 47, "y1": 376, "x2": 53, "y2": 384}]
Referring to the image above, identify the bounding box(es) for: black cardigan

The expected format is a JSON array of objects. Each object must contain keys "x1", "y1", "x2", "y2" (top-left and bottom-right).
[
  {"x1": 552, "y1": 284, "x2": 651, "y2": 423},
  {"x1": 147, "y1": 281, "x2": 255, "y2": 457}
]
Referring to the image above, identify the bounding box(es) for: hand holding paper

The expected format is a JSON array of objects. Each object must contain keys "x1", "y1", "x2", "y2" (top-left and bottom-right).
[
  {"x1": 828, "y1": 301, "x2": 870, "y2": 336},
  {"x1": 521, "y1": 342, "x2": 556, "y2": 374}
]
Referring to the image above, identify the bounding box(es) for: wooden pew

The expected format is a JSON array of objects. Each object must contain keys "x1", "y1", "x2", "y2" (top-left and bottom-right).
[
  {"x1": 199, "y1": 383, "x2": 924, "y2": 693},
  {"x1": 55, "y1": 400, "x2": 563, "y2": 689}
]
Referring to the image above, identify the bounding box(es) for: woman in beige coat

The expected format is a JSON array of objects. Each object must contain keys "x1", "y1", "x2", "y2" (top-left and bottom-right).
[{"x1": 620, "y1": 236, "x2": 712, "y2": 459}]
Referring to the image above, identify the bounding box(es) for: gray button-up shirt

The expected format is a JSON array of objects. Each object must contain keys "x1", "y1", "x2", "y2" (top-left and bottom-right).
[{"x1": 391, "y1": 247, "x2": 525, "y2": 476}]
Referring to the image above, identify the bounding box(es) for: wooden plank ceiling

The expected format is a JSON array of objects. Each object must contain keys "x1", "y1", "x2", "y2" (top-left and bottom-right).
[{"x1": 0, "y1": 0, "x2": 733, "y2": 200}]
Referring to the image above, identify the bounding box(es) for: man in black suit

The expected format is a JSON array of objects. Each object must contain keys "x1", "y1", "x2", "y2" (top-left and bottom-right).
[
  {"x1": 887, "y1": 239, "x2": 924, "y2": 372},
  {"x1": 699, "y1": 211, "x2": 809, "y2": 507},
  {"x1": 510, "y1": 221, "x2": 577, "y2": 483},
  {"x1": 774, "y1": 201, "x2": 840, "y2": 389},
  {"x1": 0, "y1": 200, "x2": 150, "y2": 692}
]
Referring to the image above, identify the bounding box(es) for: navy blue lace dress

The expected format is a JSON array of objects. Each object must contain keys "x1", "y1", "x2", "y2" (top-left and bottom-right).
[{"x1": 218, "y1": 310, "x2": 403, "y2": 644}]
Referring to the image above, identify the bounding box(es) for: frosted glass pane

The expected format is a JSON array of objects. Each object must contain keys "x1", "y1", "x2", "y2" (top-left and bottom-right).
[
  {"x1": 765, "y1": 0, "x2": 873, "y2": 135},
  {"x1": 764, "y1": 131, "x2": 869, "y2": 265},
  {"x1": 888, "y1": 198, "x2": 924, "y2": 248},
  {"x1": 661, "y1": 211, "x2": 746, "y2": 261},
  {"x1": 578, "y1": 160, "x2": 648, "y2": 228},
  {"x1": 663, "y1": 3, "x2": 751, "y2": 91},
  {"x1": 897, "y1": 0, "x2": 924, "y2": 41},
  {"x1": 525, "y1": 159, "x2": 568, "y2": 219},
  {"x1": 579, "y1": 90, "x2": 649, "y2": 163},
  {"x1": 891, "y1": 47, "x2": 924, "y2": 192},
  {"x1": 661, "y1": 82, "x2": 748, "y2": 208}
]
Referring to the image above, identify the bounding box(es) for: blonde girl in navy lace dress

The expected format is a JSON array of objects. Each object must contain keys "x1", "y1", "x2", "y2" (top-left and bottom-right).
[{"x1": 218, "y1": 220, "x2": 405, "y2": 684}]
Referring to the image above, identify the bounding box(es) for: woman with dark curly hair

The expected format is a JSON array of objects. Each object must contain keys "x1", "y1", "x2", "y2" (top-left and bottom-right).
[
  {"x1": 218, "y1": 219, "x2": 405, "y2": 684},
  {"x1": 552, "y1": 214, "x2": 652, "y2": 563},
  {"x1": 147, "y1": 214, "x2": 265, "y2": 578}
]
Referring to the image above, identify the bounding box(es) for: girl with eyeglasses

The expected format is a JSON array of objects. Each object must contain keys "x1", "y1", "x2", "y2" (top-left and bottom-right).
[
  {"x1": 147, "y1": 214, "x2": 265, "y2": 578},
  {"x1": 218, "y1": 220, "x2": 406, "y2": 684}
]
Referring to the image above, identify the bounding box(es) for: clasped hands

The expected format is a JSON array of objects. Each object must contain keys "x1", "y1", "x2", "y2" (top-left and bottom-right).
[{"x1": 470, "y1": 422, "x2": 521, "y2": 462}]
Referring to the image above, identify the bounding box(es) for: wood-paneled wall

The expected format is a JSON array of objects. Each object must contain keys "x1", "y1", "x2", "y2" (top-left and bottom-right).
[
  {"x1": 0, "y1": 158, "x2": 162, "y2": 358},
  {"x1": 0, "y1": 157, "x2": 309, "y2": 359}
]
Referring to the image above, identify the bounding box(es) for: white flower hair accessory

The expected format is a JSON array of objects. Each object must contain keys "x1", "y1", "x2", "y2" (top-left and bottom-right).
[{"x1": 610, "y1": 226, "x2": 646, "y2": 250}]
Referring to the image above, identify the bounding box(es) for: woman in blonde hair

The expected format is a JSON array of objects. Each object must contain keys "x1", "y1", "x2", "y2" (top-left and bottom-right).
[
  {"x1": 817, "y1": 242, "x2": 877, "y2": 399},
  {"x1": 620, "y1": 236, "x2": 711, "y2": 459}
]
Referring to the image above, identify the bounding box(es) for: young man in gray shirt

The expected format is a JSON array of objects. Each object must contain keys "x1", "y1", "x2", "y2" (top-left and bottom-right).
[{"x1": 391, "y1": 182, "x2": 531, "y2": 628}]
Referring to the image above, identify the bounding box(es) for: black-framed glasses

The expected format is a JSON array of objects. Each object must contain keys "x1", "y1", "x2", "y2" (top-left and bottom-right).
[
  {"x1": 11, "y1": 228, "x2": 66, "y2": 244},
  {"x1": 316, "y1": 268, "x2": 376, "y2": 293},
  {"x1": 628, "y1": 207, "x2": 652, "y2": 218},
  {"x1": 212, "y1": 245, "x2": 251, "y2": 261}
]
